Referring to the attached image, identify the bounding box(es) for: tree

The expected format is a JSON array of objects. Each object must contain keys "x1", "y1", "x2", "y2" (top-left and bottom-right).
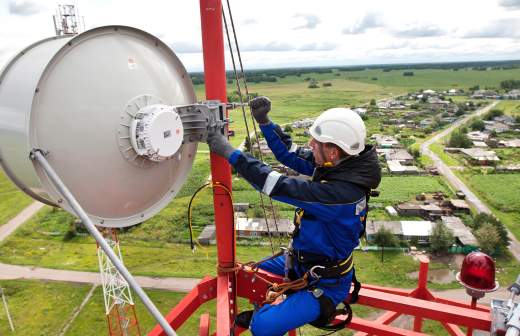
[
  {"x1": 283, "y1": 124, "x2": 293, "y2": 133},
  {"x1": 473, "y1": 213, "x2": 510, "y2": 251},
  {"x1": 430, "y1": 222, "x2": 454, "y2": 255},
  {"x1": 373, "y1": 226, "x2": 399, "y2": 262},
  {"x1": 485, "y1": 109, "x2": 504, "y2": 120},
  {"x1": 370, "y1": 99, "x2": 376, "y2": 106},
  {"x1": 308, "y1": 79, "x2": 319, "y2": 89},
  {"x1": 475, "y1": 224, "x2": 501, "y2": 255},
  {"x1": 470, "y1": 118, "x2": 485, "y2": 131},
  {"x1": 448, "y1": 130, "x2": 472, "y2": 148}
]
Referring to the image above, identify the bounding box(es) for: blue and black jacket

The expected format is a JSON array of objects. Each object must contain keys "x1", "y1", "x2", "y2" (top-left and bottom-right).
[{"x1": 228, "y1": 122, "x2": 381, "y2": 262}]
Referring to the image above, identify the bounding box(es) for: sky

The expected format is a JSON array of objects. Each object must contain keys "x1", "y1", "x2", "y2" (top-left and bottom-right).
[{"x1": 1, "y1": 0, "x2": 520, "y2": 71}]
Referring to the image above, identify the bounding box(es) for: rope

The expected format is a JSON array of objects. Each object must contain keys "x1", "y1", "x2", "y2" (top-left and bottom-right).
[{"x1": 222, "y1": 0, "x2": 282, "y2": 252}]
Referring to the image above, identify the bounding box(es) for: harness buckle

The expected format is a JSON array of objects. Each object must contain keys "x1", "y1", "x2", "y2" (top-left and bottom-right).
[{"x1": 309, "y1": 265, "x2": 325, "y2": 279}]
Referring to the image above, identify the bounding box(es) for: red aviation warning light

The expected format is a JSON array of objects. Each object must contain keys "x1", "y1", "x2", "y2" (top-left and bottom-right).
[{"x1": 457, "y1": 251, "x2": 499, "y2": 299}]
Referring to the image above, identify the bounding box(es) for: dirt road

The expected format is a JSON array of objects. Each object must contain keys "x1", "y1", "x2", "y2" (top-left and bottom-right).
[{"x1": 420, "y1": 102, "x2": 520, "y2": 261}]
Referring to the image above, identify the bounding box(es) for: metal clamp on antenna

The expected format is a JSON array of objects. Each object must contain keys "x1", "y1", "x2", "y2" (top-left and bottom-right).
[{"x1": 176, "y1": 100, "x2": 229, "y2": 143}]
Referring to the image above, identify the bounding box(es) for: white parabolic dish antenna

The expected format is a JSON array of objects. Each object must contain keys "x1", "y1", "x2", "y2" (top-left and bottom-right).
[{"x1": 0, "y1": 26, "x2": 198, "y2": 228}]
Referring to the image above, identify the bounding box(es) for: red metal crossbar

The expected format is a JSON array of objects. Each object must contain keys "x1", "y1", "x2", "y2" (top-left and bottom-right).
[{"x1": 150, "y1": 258, "x2": 491, "y2": 336}]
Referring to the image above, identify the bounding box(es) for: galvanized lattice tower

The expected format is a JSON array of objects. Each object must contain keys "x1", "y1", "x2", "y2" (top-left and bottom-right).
[
  {"x1": 97, "y1": 229, "x2": 141, "y2": 336},
  {"x1": 53, "y1": 4, "x2": 79, "y2": 36}
]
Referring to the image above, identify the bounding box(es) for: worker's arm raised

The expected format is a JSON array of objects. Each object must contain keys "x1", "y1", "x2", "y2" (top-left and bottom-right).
[
  {"x1": 229, "y1": 151, "x2": 366, "y2": 221},
  {"x1": 250, "y1": 97, "x2": 314, "y2": 176}
]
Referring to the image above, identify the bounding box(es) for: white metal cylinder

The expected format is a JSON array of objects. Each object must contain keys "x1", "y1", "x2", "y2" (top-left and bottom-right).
[{"x1": 0, "y1": 26, "x2": 198, "y2": 228}]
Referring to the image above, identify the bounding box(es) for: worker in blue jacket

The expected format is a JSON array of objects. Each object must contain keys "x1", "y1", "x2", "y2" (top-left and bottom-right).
[{"x1": 206, "y1": 97, "x2": 381, "y2": 336}]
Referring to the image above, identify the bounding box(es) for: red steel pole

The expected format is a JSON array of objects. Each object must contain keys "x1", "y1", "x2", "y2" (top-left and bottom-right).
[{"x1": 200, "y1": 0, "x2": 237, "y2": 334}]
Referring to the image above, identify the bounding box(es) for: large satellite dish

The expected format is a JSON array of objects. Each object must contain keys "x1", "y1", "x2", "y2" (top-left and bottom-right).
[{"x1": 0, "y1": 26, "x2": 198, "y2": 228}]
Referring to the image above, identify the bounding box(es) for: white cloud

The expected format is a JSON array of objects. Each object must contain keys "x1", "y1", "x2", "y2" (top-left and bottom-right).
[
  {"x1": 342, "y1": 12, "x2": 383, "y2": 34},
  {"x1": 393, "y1": 24, "x2": 445, "y2": 38},
  {"x1": 7, "y1": 0, "x2": 44, "y2": 16},
  {"x1": 0, "y1": 0, "x2": 518, "y2": 71},
  {"x1": 498, "y1": 0, "x2": 520, "y2": 9},
  {"x1": 293, "y1": 14, "x2": 321, "y2": 30},
  {"x1": 462, "y1": 18, "x2": 520, "y2": 38}
]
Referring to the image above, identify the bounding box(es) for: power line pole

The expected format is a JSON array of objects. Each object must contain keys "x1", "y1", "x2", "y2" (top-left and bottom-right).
[{"x1": 0, "y1": 287, "x2": 15, "y2": 332}]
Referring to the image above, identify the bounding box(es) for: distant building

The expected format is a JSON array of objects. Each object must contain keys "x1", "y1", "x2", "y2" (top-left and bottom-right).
[
  {"x1": 472, "y1": 141, "x2": 488, "y2": 148},
  {"x1": 367, "y1": 218, "x2": 476, "y2": 248},
  {"x1": 385, "y1": 149, "x2": 414, "y2": 165},
  {"x1": 374, "y1": 134, "x2": 400, "y2": 148},
  {"x1": 498, "y1": 139, "x2": 520, "y2": 148},
  {"x1": 353, "y1": 107, "x2": 367, "y2": 116},
  {"x1": 233, "y1": 203, "x2": 250, "y2": 212},
  {"x1": 467, "y1": 131, "x2": 489, "y2": 142},
  {"x1": 471, "y1": 90, "x2": 498, "y2": 99},
  {"x1": 235, "y1": 217, "x2": 293, "y2": 238},
  {"x1": 441, "y1": 216, "x2": 477, "y2": 247},
  {"x1": 448, "y1": 199, "x2": 471, "y2": 214},
  {"x1": 494, "y1": 115, "x2": 516, "y2": 126},
  {"x1": 198, "y1": 225, "x2": 216, "y2": 245},
  {"x1": 503, "y1": 89, "x2": 520, "y2": 100},
  {"x1": 366, "y1": 220, "x2": 433, "y2": 244},
  {"x1": 387, "y1": 160, "x2": 420, "y2": 175},
  {"x1": 386, "y1": 206, "x2": 398, "y2": 217},
  {"x1": 485, "y1": 120, "x2": 510, "y2": 133},
  {"x1": 291, "y1": 118, "x2": 315, "y2": 129},
  {"x1": 460, "y1": 148, "x2": 500, "y2": 165}
]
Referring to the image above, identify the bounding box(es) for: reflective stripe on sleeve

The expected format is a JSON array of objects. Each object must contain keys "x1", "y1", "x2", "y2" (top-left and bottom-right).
[{"x1": 262, "y1": 171, "x2": 282, "y2": 196}]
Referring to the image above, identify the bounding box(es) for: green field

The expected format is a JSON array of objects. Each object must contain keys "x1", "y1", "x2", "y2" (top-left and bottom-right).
[
  {"x1": 461, "y1": 173, "x2": 520, "y2": 239},
  {"x1": 496, "y1": 100, "x2": 520, "y2": 117},
  {"x1": 0, "y1": 280, "x2": 90, "y2": 335},
  {"x1": 0, "y1": 170, "x2": 32, "y2": 226},
  {"x1": 336, "y1": 68, "x2": 520, "y2": 91},
  {"x1": 376, "y1": 176, "x2": 452, "y2": 204}
]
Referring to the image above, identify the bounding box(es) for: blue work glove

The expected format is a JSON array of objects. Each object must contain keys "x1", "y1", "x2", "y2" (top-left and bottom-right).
[
  {"x1": 206, "y1": 129, "x2": 236, "y2": 159},
  {"x1": 250, "y1": 96, "x2": 271, "y2": 125}
]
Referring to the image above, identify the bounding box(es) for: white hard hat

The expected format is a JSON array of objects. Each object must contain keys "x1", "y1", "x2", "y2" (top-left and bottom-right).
[{"x1": 309, "y1": 108, "x2": 366, "y2": 155}]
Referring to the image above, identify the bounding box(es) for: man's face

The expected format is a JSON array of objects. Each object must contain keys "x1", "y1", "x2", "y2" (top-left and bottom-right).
[{"x1": 309, "y1": 137, "x2": 327, "y2": 166}]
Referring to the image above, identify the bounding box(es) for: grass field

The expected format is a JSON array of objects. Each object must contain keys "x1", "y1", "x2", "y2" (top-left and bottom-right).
[
  {"x1": 0, "y1": 170, "x2": 33, "y2": 226},
  {"x1": 376, "y1": 176, "x2": 452, "y2": 204},
  {"x1": 336, "y1": 68, "x2": 520, "y2": 91},
  {"x1": 496, "y1": 100, "x2": 520, "y2": 117},
  {"x1": 0, "y1": 279, "x2": 91, "y2": 335},
  {"x1": 461, "y1": 173, "x2": 520, "y2": 240},
  {"x1": 0, "y1": 279, "x2": 381, "y2": 336},
  {"x1": 429, "y1": 142, "x2": 463, "y2": 167}
]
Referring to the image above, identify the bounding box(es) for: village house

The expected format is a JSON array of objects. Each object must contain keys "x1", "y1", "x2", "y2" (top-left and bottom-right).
[
  {"x1": 503, "y1": 89, "x2": 520, "y2": 100},
  {"x1": 353, "y1": 107, "x2": 367, "y2": 116},
  {"x1": 471, "y1": 89, "x2": 499, "y2": 99},
  {"x1": 235, "y1": 217, "x2": 293, "y2": 238},
  {"x1": 291, "y1": 118, "x2": 315, "y2": 129},
  {"x1": 494, "y1": 115, "x2": 516, "y2": 127},
  {"x1": 385, "y1": 149, "x2": 414, "y2": 165},
  {"x1": 466, "y1": 131, "x2": 489, "y2": 142},
  {"x1": 441, "y1": 216, "x2": 477, "y2": 248},
  {"x1": 459, "y1": 148, "x2": 500, "y2": 165},
  {"x1": 373, "y1": 134, "x2": 400, "y2": 148},
  {"x1": 447, "y1": 199, "x2": 471, "y2": 214},
  {"x1": 387, "y1": 161, "x2": 420, "y2": 175},
  {"x1": 498, "y1": 139, "x2": 520, "y2": 148},
  {"x1": 484, "y1": 120, "x2": 509, "y2": 133},
  {"x1": 366, "y1": 218, "x2": 477, "y2": 248}
]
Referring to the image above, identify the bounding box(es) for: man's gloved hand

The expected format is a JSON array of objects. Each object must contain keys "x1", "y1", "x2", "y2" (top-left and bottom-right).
[
  {"x1": 206, "y1": 129, "x2": 236, "y2": 159},
  {"x1": 250, "y1": 96, "x2": 271, "y2": 125}
]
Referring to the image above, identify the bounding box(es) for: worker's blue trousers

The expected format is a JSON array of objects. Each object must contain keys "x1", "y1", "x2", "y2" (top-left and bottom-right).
[{"x1": 249, "y1": 255, "x2": 353, "y2": 336}]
